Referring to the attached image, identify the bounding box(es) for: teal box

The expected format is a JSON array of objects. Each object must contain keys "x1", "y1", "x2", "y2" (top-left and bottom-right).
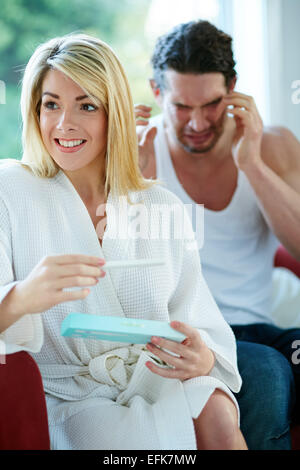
[{"x1": 61, "y1": 313, "x2": 186, "y2": 344}]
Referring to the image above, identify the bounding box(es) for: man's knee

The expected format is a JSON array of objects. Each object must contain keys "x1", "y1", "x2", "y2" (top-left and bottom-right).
[
  {"x1": 237, "y1": 341, "x2": 295, "y2": 403},
  {"x1": 236, "y1": 341, "x2": 295, "y2": 437}
]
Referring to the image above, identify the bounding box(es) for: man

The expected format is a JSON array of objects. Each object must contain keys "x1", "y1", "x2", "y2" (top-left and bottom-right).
[{"x1": 135, "y1": 20, "x2": 300, "y2": 450}]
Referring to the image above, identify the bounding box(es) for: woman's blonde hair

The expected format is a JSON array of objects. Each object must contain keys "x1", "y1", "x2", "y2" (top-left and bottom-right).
[{"x1": 19, "y1": 33, "x2": 152, "y2": 196}]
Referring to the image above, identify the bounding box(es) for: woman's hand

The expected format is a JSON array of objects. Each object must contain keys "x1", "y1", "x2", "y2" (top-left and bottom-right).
[
  {"x1": 8, "y1": 254, "x2": 106, "y2": 316},
  {"x1": 145, "y1": 321, "x2": 215, "y2": 381}
]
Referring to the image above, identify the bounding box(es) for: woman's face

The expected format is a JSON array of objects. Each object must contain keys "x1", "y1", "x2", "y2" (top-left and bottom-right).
[{"x1": 39, "y1": 69, "x2": 108, "y2": 173}]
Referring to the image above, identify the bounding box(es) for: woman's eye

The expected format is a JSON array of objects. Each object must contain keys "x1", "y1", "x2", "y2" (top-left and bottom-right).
[
  {"x1": 82, "y1": 103, "x2": 97, "y2": 112},
  {"x1": 43, "y1": 101, "x2": 58, "y2": 110}
]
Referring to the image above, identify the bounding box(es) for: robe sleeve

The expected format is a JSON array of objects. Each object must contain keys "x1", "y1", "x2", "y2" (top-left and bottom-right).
[
  {"x1": 0, "y1": 196, "x2": 43, "y2": 355},
  {"x1": 168, "y1": 207, "x2": 242, "y2": 393}
]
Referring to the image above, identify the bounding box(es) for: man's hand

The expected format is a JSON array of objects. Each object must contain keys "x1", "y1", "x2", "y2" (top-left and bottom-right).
[
  {"x1": 134, "y1": 104, "x2": 157, "y2": 172},
  {"x1": 225, "y1": 92, "x2": 263, "y2": 170},
  {"x1": 145, "y1": 321, "x2": 215, "y2": 381}
]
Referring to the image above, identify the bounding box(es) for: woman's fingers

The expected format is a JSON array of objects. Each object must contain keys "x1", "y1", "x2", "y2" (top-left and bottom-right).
[
  {"x1": 146, "y1": 342, "x2": 182, "y2": 367},
  {"x1": 48, "y1": 254, "x2": 105, "y2": 266},
  {"x1": 16, "y1": 254, "x2": 107, "y2": 315},
  {"x1": 148, "y1": 335, "x2": 189, "y2": 358},
  {"x1": 170, "y1": 321, "x2": 201, "y2": 343},
  {"x1": 145, "y1": 321, "x2": 215, "y2": 381},
  {"x1": 55, "y1": 263, "x2": 104, "y2": 279},
  {"x1": 53, "y1": 275, "x2": 102, "y2": 290},
  {"x1": 56, "y1": 287, "x2": 91, "y2": 303},
  {"x1": 145, "y1": 360, "x2": 186, "y2": 379}
]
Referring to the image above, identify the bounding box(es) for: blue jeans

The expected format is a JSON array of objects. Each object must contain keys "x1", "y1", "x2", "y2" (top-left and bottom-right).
[{"x1": 232, "y1": 323, "x2": 300, "y2": 450}]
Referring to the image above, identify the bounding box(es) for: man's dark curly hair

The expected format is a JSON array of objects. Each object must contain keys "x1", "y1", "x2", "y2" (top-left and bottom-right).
[{"x1": 151, "y1": 20, "x2": 237, "y2": 91}]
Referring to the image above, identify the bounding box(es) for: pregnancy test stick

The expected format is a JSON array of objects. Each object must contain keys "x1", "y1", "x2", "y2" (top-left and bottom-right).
[{"x1": 103, "y1": 259, "x2": 165, "y2": 269}]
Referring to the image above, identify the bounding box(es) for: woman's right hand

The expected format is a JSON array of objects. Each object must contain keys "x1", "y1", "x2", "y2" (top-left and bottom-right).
[{"x1": 10, "y1": 254, "x2": 105, "y2": 316}]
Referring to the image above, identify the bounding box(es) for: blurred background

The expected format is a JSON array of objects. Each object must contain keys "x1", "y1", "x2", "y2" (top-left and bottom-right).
[{"x1": 1, "y1": 0, "x2": 300, "y2": 159}]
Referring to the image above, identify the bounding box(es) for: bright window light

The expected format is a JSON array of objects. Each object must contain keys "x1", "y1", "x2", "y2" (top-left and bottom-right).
[
  {"x1": 231, "y1": 0, "x2": 270, "y2": 124},
  {"x1": 145, "y1": 0, "x2": 220, "y2": 40}
]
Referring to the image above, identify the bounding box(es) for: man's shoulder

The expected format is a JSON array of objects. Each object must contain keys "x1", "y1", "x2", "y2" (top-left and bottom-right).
[
  {"x1": 262, "y1": 125, "x2": 298, "y2": 146},
  {"x1": 261, "y1": 126, "x2": 300, "y2": 174}
]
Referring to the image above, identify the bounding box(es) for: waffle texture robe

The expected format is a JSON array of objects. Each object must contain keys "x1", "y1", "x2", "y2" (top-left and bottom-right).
[{"x1": 0, "y1": 162, "x2": 241, "y2": 450}]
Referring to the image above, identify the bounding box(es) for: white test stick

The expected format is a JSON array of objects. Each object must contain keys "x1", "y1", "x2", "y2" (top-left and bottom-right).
[{"x1": 102, "y1": 259, "x2": 165, "y2": 269}]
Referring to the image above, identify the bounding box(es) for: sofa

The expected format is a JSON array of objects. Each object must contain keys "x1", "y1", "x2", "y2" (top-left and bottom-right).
[
  {"x1": 274, "y1": 246, "x2": 300, "y2": 449},
  {"x1": 0, "y1": 245, "x2": 299, "y2": 450},
  {"x1": 0, "y1": 350, "x2": 50, "y2": 449}
]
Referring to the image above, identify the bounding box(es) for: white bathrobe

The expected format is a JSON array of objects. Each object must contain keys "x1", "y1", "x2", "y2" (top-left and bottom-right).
[{"x1": 0, "y1": 161, "x2": 241, "y2": 450}]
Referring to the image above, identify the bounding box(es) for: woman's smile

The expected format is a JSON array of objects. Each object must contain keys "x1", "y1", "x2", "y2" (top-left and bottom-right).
[{"x1": 54, "y1": 138, "x2": 87, "y2": 153}]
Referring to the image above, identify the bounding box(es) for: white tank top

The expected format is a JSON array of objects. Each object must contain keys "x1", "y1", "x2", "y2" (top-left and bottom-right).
[{"x1": 151, "y1": 114, "x2": 279, "y2": 325}]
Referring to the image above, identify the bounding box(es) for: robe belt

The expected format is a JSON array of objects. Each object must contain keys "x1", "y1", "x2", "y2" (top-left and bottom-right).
[{"x1": 38, "y1": 345, "x2": 164, "y2": 391}]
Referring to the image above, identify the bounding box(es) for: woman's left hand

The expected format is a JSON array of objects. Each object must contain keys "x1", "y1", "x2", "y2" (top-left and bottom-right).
[{"x1": 145, "y1": 321, "x2": 215, "y2": 381}]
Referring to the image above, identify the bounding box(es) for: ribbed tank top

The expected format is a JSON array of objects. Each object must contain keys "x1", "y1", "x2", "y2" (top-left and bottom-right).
[{"x1": 151, "y1": 114, "x2": 279, "y2": 325}]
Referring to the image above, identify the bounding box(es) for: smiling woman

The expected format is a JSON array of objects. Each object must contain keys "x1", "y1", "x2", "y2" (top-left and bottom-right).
[
  {"x1": 19, "y1": 33, "x2": 149, "y2": 198},
  {"x1": 0, "y1": 33, "x2": 245, "y2": 451}
]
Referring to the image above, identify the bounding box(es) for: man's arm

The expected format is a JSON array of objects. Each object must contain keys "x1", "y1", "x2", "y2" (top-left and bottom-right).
[
  {"x1": 244, "y1": 126, "x2": 300, "y2": 260},
  {"x1": 261, "y1": 126, "x2": 300, "y2": 193},
  {"x1": 225, "y1": 91, "x2": 300, "y2": 261}
]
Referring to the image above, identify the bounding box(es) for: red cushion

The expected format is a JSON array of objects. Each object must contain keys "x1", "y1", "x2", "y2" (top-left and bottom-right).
[
  {"x1": 0, "y1": 351, "x2": 50, "y2": 450},
  {"x1": 274, "y1": 246, "x2": 300, "y2": 449},
  {"x1": 274, "y1": 246, "x2": 300, "y2": 278}
]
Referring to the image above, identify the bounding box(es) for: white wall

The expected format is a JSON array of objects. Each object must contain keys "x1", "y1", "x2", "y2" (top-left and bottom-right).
[
  {"x1": 230, "y1": 0, "x2": 270, "y2": 125},
  {"x1": 221, "y1": 0, "x2": 300, "y2": 139},
  {"x1": 266, "y1": 0, "x2": 300, "y2": 138}
]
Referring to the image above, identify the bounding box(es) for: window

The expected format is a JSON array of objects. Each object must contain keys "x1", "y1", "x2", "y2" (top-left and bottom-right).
[{"x1": 145, "y1": 0, "x2": 270, "y2": 124}]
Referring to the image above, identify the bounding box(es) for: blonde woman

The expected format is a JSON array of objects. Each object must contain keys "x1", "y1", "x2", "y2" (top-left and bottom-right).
[{"x1": 0, "y1": 34, "x2": 246, "y2": 450}]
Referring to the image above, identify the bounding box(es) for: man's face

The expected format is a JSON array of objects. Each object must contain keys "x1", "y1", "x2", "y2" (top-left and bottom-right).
[{"x1": 156, "y1": 70, "x2": 231, "y2": 154}]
